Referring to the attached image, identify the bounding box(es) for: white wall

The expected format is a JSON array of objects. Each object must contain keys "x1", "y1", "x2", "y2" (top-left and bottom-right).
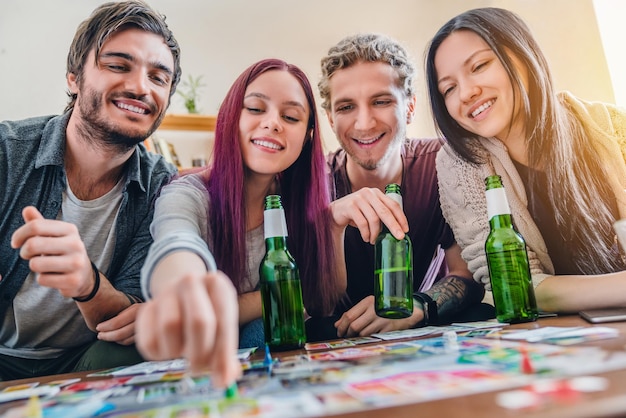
[
  {"x1": 0, "y1": 0, "x2": 617, "y2": 158},
  {"x1": 594, "y1": 0, "x2": 626, "y2": 107}
]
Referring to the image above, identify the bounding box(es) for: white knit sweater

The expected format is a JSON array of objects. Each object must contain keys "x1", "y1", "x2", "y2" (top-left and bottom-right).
[{"x1": 436, "y1": 91, "x2": 626, "y2": 290}]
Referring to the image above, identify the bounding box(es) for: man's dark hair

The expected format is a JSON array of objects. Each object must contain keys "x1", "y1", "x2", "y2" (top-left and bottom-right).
[{"x1": 65, "y1": 0, "x2": 181, "y2": 112}]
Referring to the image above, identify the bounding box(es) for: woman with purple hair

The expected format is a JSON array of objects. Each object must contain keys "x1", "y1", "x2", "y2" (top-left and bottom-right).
[{"x1": 136, "y1": 59, "x2": 344, "y2": 379}]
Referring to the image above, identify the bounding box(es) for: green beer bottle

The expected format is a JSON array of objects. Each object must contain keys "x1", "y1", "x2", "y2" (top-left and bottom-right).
[
  {"x1": 259, "y1": 195, "x2": 306, "y2": 351},
  {"x1": 484, "y1": 175, "x2": 538, "y2": 323},
  {"x1": 374, "y1": 184, "x2": 414, "y2": 318}
]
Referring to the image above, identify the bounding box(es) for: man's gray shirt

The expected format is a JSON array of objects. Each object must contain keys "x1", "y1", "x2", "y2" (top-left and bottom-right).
[{"x1": 0, "y1": 112, "x2": 176, "y2": 356}]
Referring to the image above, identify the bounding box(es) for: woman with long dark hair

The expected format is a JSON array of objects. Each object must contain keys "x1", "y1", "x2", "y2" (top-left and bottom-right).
[{"x1": 425, "y1": 7, "x2": 626, "y2": 313}]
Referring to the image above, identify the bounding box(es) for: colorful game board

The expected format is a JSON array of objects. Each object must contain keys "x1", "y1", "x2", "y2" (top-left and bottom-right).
[{"x1": 3, "y1": 323, "x2": 626, "y2": 417}]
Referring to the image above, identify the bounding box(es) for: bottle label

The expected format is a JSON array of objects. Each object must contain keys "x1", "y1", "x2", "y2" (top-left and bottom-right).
[
  {"x1": 264, "y1": 208, "x2": 288, "y2": 238},
  {"x1": 486, "y1": 188, "x2": 511, "y2": 219}
]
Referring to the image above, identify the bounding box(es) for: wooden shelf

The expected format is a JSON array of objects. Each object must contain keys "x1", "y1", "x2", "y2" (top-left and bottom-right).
[{"x1": 160, "y1": 114, "x2": 216, "y2": 131}]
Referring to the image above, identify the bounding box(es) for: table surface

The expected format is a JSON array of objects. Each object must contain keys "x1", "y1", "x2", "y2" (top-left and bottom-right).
[{"x1": 2, "y1": 315, "x2": 626, "y2": 418}]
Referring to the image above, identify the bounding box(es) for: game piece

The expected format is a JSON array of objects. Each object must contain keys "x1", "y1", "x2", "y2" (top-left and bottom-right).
[
  {"x1": 225, "y1": 382, "x2": 239, "y2": 400},
  {"x1": 264, "y1": 344, "x2": 274, "y2": 375},
  {"x1": 443, "y1": 331, "x2": 459, "y2": 352},
  {"x1": 25, "y1": 396, "x2": 42, "y2": 418},
  {"x1": 519, "y1": 345, "x2": 534, "y2": 374}
]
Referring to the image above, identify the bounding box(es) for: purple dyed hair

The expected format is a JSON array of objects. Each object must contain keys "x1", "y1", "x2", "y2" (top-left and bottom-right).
[{"x1": 203, "y1": 58, "x2": 340, "y2": 316}]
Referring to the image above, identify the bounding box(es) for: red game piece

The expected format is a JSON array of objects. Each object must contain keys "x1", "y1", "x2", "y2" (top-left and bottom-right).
[{"x1": 519, "y1": 345, "x2": 534, "y2": 374}]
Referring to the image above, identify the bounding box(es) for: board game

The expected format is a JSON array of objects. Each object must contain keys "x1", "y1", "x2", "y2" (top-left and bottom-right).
[{"x1": 2, "y1": 321, "x2": 626, "y2": 417}]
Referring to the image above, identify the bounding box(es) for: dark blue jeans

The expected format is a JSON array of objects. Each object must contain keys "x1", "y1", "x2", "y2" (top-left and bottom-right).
[
  {"x1": 0, "y1": 341, "x2": 143, "y2": 381},
  {"x1": 239, "y1": 318, "x2": 265, "y2": 349}
]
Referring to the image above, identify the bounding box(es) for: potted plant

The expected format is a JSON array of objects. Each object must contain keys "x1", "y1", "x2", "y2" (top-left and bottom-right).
[{"x1": 176, "y1": 74, "x2": 205, "y2": 114}]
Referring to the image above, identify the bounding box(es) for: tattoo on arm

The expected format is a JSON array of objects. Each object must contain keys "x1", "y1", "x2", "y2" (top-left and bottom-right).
[{"x1": 426, "y1": 275, "x2": 485, "y2": 320}]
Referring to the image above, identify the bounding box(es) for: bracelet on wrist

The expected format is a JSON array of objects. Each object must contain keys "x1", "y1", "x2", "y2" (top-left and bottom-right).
[
  {"x1": 413, "y1": 292, "x2": 438, "y2": 326},
  {"x1": 412, "y1": 298, "x2": 426, "y2": 328},
  {"x1": 73, "y1": 261, "x2": 100, "y2": 303}
]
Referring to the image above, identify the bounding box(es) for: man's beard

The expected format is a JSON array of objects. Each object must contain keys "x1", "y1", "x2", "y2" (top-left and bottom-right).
[
  {"x1": 343, "y1": 126, "x2": 406, "y2": 171},
  {"x1": 75, "y1": 88, "x2": 165, "y2": 153}
]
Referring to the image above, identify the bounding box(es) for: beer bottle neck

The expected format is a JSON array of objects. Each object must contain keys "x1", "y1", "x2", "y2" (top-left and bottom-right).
[
  {"x1": 386, "y1": 192, "x2": 403, "y2": 210},
  {"x1": 489, "y1": 213, "x2": 514, "y2": 230},
  {"x1": 264, "y1": 206, "x2": 289, "y2": 251},
  {"x1": 264, "y1": 207, "x2": 288, "y2": 236},
  {"x1": 377, "y1": 188, "x2": 403, "y2": 237},
  {"x1": 265, "y1": 236, "x2": 288, "y2": 251},
  {"x1": 486, "y1": 186, "x2": 515, "y2": 230},
  {"x1": 383, "y1": 189, "x2": 402, "y2": 235}
]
